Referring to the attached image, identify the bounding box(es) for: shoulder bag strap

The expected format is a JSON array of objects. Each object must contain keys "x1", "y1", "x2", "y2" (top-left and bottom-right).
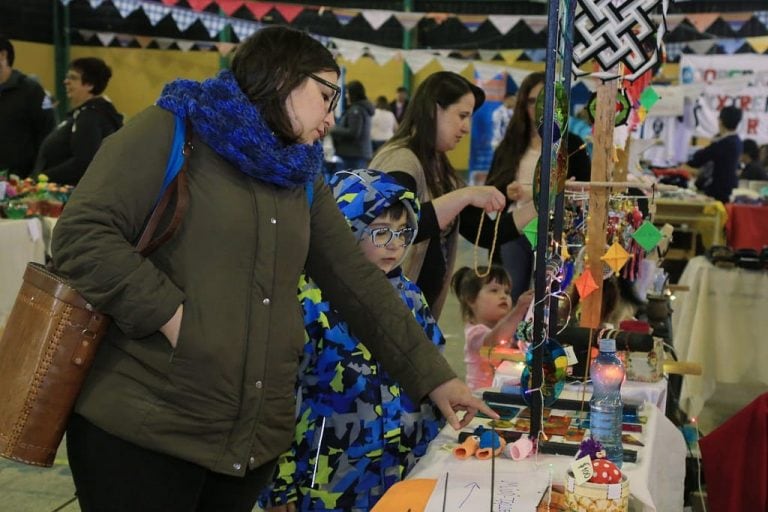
[{"x1": 136, "y1": 117, "x2": 192, "y2": 256}]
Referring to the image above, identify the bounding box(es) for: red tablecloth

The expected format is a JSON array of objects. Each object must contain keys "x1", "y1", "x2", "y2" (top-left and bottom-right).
[{"x1": 725, "y1": 203, "x2": 768, "y2": 251}]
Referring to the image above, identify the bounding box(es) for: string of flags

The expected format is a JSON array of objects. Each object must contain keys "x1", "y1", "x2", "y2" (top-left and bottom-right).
[{"x1": 62, "y1": 0, "x2": 768, "y2": 63}]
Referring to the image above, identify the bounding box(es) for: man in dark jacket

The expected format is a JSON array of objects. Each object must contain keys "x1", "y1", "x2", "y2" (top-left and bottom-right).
[
  {"x1": 330, "y1": 80, "x2": 374, "y2": 172},
  {"x1": 0, "y1": 36, "x2": 55, "y2": 178},
  {"x1": 686, "y1": 105, "x2": 743, "y2": 203},
  {"x1": 389, "y1": 86, "x2": 409, "y2": 124}
]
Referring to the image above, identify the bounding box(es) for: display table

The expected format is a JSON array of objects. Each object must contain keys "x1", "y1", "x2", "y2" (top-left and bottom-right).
[
  {"x1": 725, "y1": 203, "x2": 768, "y2": 251},
  {"x1": 654, "y1": 198, "x2": 725, "y2": 249},
  {"x1": 673, "y1": 256, "x2": 768, "y2": 419},
  {"x1": 407, "y1": 400, "x2": 685, "y2": 512},
  {"x1": 0, "y1": 218, "x2": 45, "y2": 327}
]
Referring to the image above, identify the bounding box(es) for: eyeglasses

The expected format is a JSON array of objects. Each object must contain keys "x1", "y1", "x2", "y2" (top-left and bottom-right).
[
  {"x1": 306, "y1": 73, "x2": 341, "y2": 114},
  {"x1": 362, "y1": 226, "x2": 415, "y2": 248}
]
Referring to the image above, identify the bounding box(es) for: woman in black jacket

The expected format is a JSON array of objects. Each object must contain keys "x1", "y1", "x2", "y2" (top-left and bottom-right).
[{"x1": 34, "y1": 57, "x2": 123, "y2": 185}]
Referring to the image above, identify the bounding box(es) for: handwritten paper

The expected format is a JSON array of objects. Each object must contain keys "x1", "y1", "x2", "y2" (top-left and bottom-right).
[{"x1": 424, "y1": 468, "x2": 550, "y2": 512}]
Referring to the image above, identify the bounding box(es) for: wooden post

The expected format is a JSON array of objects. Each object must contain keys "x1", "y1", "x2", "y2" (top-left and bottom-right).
[{"x1": 579, "y1": 75, "x2": 618, "y2": 329}]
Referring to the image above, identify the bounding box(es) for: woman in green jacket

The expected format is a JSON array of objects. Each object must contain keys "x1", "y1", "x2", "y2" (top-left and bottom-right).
[{"x1": 52, "y1": 27, "x2": 497, "y2": 512}]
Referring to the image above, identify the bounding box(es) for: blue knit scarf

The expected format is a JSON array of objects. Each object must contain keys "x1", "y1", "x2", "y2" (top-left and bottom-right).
[{"x1": 156, "y1": 70, "x2": 322, "y2": 188}]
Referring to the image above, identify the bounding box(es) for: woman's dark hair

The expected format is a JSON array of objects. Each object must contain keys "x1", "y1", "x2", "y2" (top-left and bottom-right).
[
  {"x1": 385, "y1": 71, "x2": 485, "y2": 198},
  {"x1": 347, "y1": 80, "x2": 366, "y2": 103},
  {"x1": 231, "y1": 26, "x2": 340, "y2": 144},
  {"x1": 375, "y1": 95, "x2": 389, "y2": 109},
  {"x1": 0, "y1": 35, "x2": 15, "y2": 67},
  {"x1": 451, "y1": 265, "x2": 511, "y2": 322},
  {"x1": 486, "y1": 71, "x2": 545, "y2": 188},
  {"x1": 70, "y1": 57, "x2": 112, "y2": 96}
]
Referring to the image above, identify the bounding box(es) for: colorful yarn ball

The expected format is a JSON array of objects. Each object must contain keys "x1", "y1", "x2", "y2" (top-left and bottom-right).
[{"x1": 520, "y1": 337, "x2": 568, "y2": 406}]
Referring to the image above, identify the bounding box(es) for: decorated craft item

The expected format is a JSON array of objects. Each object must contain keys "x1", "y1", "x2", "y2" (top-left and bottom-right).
[
  {"x1": 565, "y1": 438, "x2": 629, "y2": 511},
  {"x1": 601, "y1": 241, "x2": 631, "y2": 275},
  {"x1": 587, "y1": 89, "x2": 632, "y2": 126},
  {"x1": 503, "y1": 435, "x2": 534, "y2": 460},
  {"x1": 572, "y1": 0, "x2": 666, "y2": 82},
  {"x1": 574, "y1": 267, "x2": 599, "y2": 299},
  {"x1": 452, "y1": 426, "x2": 506, "y2": 460},
  {"x1": 520, "y1": 338, "x2": 568, "y2": 407}
]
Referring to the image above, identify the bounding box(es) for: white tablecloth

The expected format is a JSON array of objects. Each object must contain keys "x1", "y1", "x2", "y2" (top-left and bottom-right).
[
  {"x1": 672, "y1": 256, "x2": 768, "y2": 419},
  {"x1": 0, "y1": 218, "x2": 45, "y2": 327},
  {"x1": 409, "y1": 403, "x2": 685, "y2": 512}
]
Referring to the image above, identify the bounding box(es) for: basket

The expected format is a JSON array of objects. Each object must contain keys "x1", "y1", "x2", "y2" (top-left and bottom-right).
[{"x1": 564, "y1": 470, "x2": 629, "y2": 512}]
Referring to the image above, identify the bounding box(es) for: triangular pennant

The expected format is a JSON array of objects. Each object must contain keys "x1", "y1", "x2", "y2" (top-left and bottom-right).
[
  {"x1": 244, "y1": 2, "x2": 273, "y2": 20},
  {"x1": 473, "y1": 61, "x2": 505, "y2": 81},
  {"x1": 330, "y1": 38, "x2": 366, "y2": 63},
  {"x1": 366, "y1": 46, "x2": 398, "y2": 66},
  {"x1": 631, "y1": 221, "x2": 663, "y2": 251},
  {"x1": 574, "y1": 268, "x2": 599, "y2": 299},
  {"x1": 361, "y1": 10, "x2": 393, "y2": 30},
  {"x1": 78, "y1": 29, "x2": 96, "y2": 41},
  {"x1": 114, "y1": 34, "x2": 135, "y2": 47},
  {"x1": 488, "y1": 15, "x2": 520, "y2": 36},
  {"x1": 141, "y1": 2, "x2": 172, "y2": 26},
  {"x1": 112, "y1": 0, "x2": 140, "y2": 18},
  {"x1": 155, "y1": 37, "x2": 175, "y2": 50},
  {"x1": 96, "y1": 32, "x2": 116, "y2": 46},
  {"x1": 500, "y1": 49, "x2": 523, "y2": 64},
  {"x1": 186, "y1": 0, "x2": 213, "y2": 11},
  {"x1": 685, "y1": 13, "x2": 720, "y2": 33},
  {"x1": 686, "y1": 39, "x2": 716, "y2": 54},
  {"x1": 524, "y1": 48, "x2": 547, "y2": 62},
  {"x1": 600, "y1": 242, "x2": 631, "y2": 275},
  {"x1": 230, "y1": 19, "x2": 258, "y2": 42},
  {"x1": 272, "y1": 3, "x2": 304, "y2": 23},
  {"x1": 457, "y1": 14, "x2": 486, "y2": 33},
  {"x1": 523, "y1": 16, "x2": 548, "y2": 33},
  {"x1": 664, "y1": 14, "x2": 685, "y2": 32},
  {"x1": 176, "y1": 39, "x2": 196, "y2": 51},
  {"x1": 522, "y1": 218, "x2": 538, "y2": 247},
  {"x1": 747, "y1": 35, "x2": 768, "y2": 54},
  {"x1": 330, "y1": 8, "x2": 356, "y2": 26},
  {"x1": 198, "y1": 12, "x2": 226, "y2": 37},
  {"x1": 403, "y1": 51, "x2": 435, "y2": 74},
  {"x1": 216, "y1": 41, "x2": 237, "y2": 56},
  {"x1": 393, "y1": 12, "x2": 422, "y2": 31},
  {"x1": 436, "y1": 57, "x2": 469, "y2": 74},
  {"x1": 425, "y1": 12, "x2": 449, "y2": 25},
  {"x1": 89, "y1": 0, "x2": 106, "y2": 8},
  {"x1": 718, "y1": 38, "x2": 747, "y2": 54},
  {"x1": 216, "y1": 0, "x2": 244, "y2": 16},
  {"x1": 134, "y1": 35, "x2": 153, "y2": 48},
  {"x1": 170, "y1": 8, "x2": 201, "y2": 32},
  {"x1": 478, "y1": 50, "x2": 498, "y2": 61},
  {"x1": 160, "y1": 0, "x2": 177, "y2": 5}
]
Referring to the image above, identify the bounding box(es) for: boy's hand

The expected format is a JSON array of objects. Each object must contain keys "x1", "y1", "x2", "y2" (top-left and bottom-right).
[{"x1": 429, "y1": 378, "x2": 500, "y2": 429}]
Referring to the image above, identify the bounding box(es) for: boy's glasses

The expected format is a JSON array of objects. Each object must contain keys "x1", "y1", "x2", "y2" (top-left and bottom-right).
[
  {"x1": 362, "y1": 226, "x2": 415, "y2": 248},
  {"x1": 306, "y1": 73, "x2": 341, "y2": 114}
]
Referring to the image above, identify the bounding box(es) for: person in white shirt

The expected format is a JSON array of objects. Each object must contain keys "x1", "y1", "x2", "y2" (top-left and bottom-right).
[
  {"x1": 371, "y1": 95, "x2": 398, "y2": 152},
  {"x1": 490, "y1": 93, "x2": 515, "y2": 149}
]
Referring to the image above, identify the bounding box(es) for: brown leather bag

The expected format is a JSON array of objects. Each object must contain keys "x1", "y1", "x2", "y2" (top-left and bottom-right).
[{"x1": 0, "y1": 126, "x2": 192, "y2": 467}]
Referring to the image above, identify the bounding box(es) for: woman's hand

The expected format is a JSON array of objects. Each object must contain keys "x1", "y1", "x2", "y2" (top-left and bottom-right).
[
  {"x1": 506, "y1": 182, "x2": 531, "y2": 203},
  {"x1": 160, "y1": 304, "x2": 184, "y2": 348},
  {"x1": 429, "y1": 378, "x2": 500, "y2": 429},
  {"x1": 461, "y1": 186, "x2": 506, "y2": 213}
]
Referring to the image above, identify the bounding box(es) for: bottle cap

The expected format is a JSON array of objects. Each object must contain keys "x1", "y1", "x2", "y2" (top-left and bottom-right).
[{"x1": 599, "y1": 338, "x2": 616, "y2": 352}]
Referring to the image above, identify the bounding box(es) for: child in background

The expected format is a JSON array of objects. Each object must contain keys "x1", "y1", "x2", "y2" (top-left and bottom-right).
[
  {"x1": 452, "y1": 266, "x2": 534, "y2": 391},
  {"x1": 260, "y1": 169, "x2": 445, "y2": 512}
]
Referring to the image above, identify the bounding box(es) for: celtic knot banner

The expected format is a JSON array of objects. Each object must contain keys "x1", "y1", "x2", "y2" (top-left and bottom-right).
[{"x1": 573, "y1": 0, "x2": 663, "y2": 81}]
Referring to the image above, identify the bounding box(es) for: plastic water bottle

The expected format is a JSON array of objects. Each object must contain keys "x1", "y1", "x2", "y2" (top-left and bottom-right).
[{"x1": 589, "y1": 338, "x2": 625, "y2": 467}]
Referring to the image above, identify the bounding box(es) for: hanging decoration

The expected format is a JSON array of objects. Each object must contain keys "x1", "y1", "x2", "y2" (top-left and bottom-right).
[
  {"x1": 520, "y1": 338, "x2": 569, "y2": 407},
  {"x1": 572, "y1": 0, "x2": 667, "y2": 81},
  {"x1": 586, "y1": 89, "x2": 632, "y2": 126}
]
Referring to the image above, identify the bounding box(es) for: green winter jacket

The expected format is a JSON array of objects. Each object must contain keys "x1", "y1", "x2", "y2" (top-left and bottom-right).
[{"x1": 51, "y1": 106, "x2": 456, "y2": 477}]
